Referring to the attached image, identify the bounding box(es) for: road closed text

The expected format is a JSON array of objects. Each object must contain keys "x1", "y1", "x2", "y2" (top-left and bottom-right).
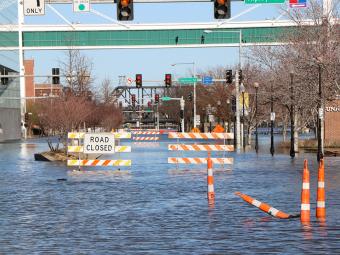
[{"x1": 84, "y1": 133, "x2": 115, "y2": 154}]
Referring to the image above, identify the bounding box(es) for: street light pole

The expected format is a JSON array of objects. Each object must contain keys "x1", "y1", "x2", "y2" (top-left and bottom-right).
[
  {"x1": 254, "y1": 82, "x2": 259, "y2": 153},
  {"x1": 171, "y1": 62, "x2": 196, "y2": 129},
  {"x1": 204, "y1": 29, "x2": 242, "y2": 151},
  {"x1": 317, "y1": 64, "x2": 324, "y2": 162},
  {"x1": 270, "y1": 83, "x2": 275, "y2": 156},
  {"x1": 289, "y1": 72, "x2": 295, "y2": 158}
]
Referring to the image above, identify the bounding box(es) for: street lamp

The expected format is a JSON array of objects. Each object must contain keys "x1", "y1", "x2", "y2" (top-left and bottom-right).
[
  {"x1": 240, "y1": 83, "x2": 245, "y2": 151},
  {"x1": 254, "y1": 82, "x2": 259, "y2": 153},
  {"x1": 289, "y1": 72, "x2": 295, "y2": 158},
  {"x1": 204, "y1": 29, "x2": 242, "y2": 151},
  {"x1": 171, "y1": 62, "x2": 197, "y2": 128}
]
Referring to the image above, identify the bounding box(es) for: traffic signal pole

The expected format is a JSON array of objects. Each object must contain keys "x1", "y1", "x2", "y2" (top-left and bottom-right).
[{"x1": 235, "y1": 71, "x2": 241, "y2": 152}]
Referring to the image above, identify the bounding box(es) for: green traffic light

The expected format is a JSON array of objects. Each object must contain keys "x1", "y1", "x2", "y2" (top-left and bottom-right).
[{"x1": 79, "y1": 4, "x2": 85, "y2": 11}]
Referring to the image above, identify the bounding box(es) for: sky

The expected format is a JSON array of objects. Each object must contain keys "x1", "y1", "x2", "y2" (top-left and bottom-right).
[{"x1": 0, "y1": 0, "x2": 289, "y2": 88}]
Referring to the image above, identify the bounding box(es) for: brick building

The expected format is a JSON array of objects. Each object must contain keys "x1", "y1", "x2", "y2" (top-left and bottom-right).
[
  {"x1": 35, "y1": 83, "x2": 63, "y2": 97},
  {"x1": 324, "y1": 98, "x2": 340, "y2": 144}
]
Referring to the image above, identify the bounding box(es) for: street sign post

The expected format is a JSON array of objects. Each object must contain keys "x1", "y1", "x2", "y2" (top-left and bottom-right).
[
  {"x1": 24, "y1": 0, "x2": 45, "y2": 16},
  {"x1": 83, "y1": 133, "x2": 115, "y2": 154},
  {"x1": 245, "y1": 0, "x2": 285, "y2": 3},
  {"x1": 178, "y1": 77, "x2": 199, "y2": 84},
  {"x1": 202, "y1": 76, "x2": 213, "y2": 85},
  {"x1": 73, "y1": 0, "x2": 90, "y2": 12}
]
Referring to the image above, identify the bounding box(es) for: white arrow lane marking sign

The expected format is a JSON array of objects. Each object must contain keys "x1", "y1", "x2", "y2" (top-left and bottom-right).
[
  {"x1": 24, "y1": 0, "x2": 45, "y2": 16},
  {"x1": 83, "y1": 133, "x2": 115, "y2": 154}
]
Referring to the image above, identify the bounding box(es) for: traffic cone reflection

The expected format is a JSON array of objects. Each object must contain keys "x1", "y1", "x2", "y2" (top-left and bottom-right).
[
  {"x1": 316, "y1": 159, "x2": 326, "y2": 221},
  {"x1": 300, "y1": 160, "x2": 310, "y2": 223}
]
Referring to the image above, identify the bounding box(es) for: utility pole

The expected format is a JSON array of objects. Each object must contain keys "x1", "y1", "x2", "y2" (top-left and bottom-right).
[
  {"x1": 254, "y1": 82, "x2": 259, "y2": 153},
  {"x1": 180, "y1": 96, "x2": 185, "y2": 132}
]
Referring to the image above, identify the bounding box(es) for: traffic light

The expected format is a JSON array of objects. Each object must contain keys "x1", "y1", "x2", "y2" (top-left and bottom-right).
[
  {"x1": 117, "y1": 0, "x2": 134, "y2": 21},
  {"x1": 231, "y1": 95, "x2": 236, "y2": 112},
  {"x1": 147, "y1": 101, "x2": 152, "y2": 108},
  {"x1": 24, "y1": 112, "x2": 29, "y2": 122},
  {"x1": 155, "y1": 94, "x2": 159, "y2": 103},
  {"x1": 226, "y1": 69, "x2": 232, "y2": 84},
  {"x1": 238, "y1": 70, "x2": 243, "y2": 82},
  {"x1": 131, "y1": 94, "x2": 136, "y2": 106},
  {"x1": 180, "y1": 110, "x2": 184, "y2": 119},
  {"x1": 214, "y1": 0, "x2": 230, "y2": 19},
  {"x1": 52, "y1": 68, "x2": 60, "y2": 85},
  {"x1": 165, "y1": 74, "x2": 172, "y2": 87},
  {"x1": 135, "y1": 74, "x2": 142, "y2": 88},
  {"x1": 1, "y1": 68, "x2": 8, "y2": 85},
  {"x1": 187, "y1": 92, "x2": 193, "y2": 102}
]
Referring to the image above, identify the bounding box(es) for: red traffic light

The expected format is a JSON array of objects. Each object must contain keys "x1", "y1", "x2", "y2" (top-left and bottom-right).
[
  {"x1": 165, "y1": 73, "x2": 172, "y2": 87},
  {"x1": 131, "y1": 94, "x2": 136, "y2": 106},
  {"x1": 136, "y1": 74, "x2": 142, "y2": 88},
  {"x1": 147, "y1": 101, "x2": 152, "y2": 108},
  {"x1": 155, "y1": 94, "x2": 160, "y2": 103}
]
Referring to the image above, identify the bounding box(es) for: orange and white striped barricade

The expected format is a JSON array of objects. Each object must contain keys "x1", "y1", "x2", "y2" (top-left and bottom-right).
[
  {"x1": 316, "y1": 159, "x2": 326, "y2": 221},
  {"x1": 132, "y1": 130, "x2": 160, "y2": 142},
  {"x1": 301, "y1": 160, "x2": 310, "y2": 223},
  {"x1": 235, "y1": 192, "x2": 299, "y2": 219},
  {"x1": 167, "y1": 132, "x2": 234, "y2": 170},
  {"x1": 67, "y1": 132, "x2": 132, "y2": 172}
]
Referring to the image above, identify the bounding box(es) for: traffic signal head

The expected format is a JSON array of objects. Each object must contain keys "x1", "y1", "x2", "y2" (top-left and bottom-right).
[
  {"x1": 187, "y1": 92, "x2": 193, "y2": 102},
  {"x1": 155, "y1": 94, "x2": 159, "y2": 103},
  {"x1": 214, "y1": 0, "x2": 230, "y2": 19},
  {"x1": 165, "y1": 74, "x2": 172, "y2": 87},
  {"x1": 52, "y1": 68, "x2": 60, "y2": 85},
  {"x1": 135, "y1": 74, "x2": 142, "y2": 88},
  {"x1": 131, "y1": 94, "x2": 136, "y2": 106},
  {"x1": 117, "y1": 0, "x2": 133, "y2": 21},
  {"x1": 148, "y1": 101, "x2": 152, "y2": 108},
  {"x1": 1, "y1": 68, "x2": 8, "y2": 85},
  {"x1": 238, "y1": 70, "x2": 243, "y2": 82},
  {"x1": 226, "y1": 69, "x2": 232, "y2": 84}
]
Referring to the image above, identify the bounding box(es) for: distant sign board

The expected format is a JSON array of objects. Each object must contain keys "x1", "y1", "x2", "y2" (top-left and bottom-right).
[
  {"x1": 178, "y1": 77, "x2": 199, "y2": 84},
  {"x1": 202, "y1": 76, "x2": 213, "y2": 85},
  {"x1": 245, "y1": 0, "x2": 285, "y2": 3},
  {"x1": 24, "y1": 0, "x2": 45, "y2": 16},
  {"x1": 73, "y1": 0, "x2": 90, "y2": 12},
  {"x1": 289, "y1": 0, "x2": 307, "y2": 7},
  {"x1": 84, "y1": 133, "x2": 115, "y2": 154}
]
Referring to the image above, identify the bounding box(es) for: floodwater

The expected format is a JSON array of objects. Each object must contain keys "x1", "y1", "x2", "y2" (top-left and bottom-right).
[{"x1": 1, "y1": 135, "x2": 340, "y2": 254}]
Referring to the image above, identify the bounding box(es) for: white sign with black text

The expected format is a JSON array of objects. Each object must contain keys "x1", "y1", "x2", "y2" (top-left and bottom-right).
[
  {"x1": 84, "y1": 133, "x2": 115, "y2": 154},
  {"x1": 24, "y1": 0, "x2": 45, "y2": 16}
]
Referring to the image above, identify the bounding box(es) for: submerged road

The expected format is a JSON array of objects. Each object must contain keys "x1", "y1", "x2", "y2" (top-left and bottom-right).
[{"x1": 0, "y1": 136, "x2": 339, "y2": 254}]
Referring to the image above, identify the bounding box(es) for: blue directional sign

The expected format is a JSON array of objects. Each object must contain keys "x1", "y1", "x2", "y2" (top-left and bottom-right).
[{"x1": 202, "y1": 76, "x2": 213, "y2": 85}]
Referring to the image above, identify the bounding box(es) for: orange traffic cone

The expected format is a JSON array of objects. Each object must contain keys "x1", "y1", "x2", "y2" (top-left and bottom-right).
[
  {"x1": 207, "y1": 152, "x2": 215, "y2": 204},
  {"x1": 316, "y1": 159, "x2": 326, "y2": 220},
  {"x1": 235, "y1": 192, "x2": 297, "y2": 219},
  {"x1": 300, "y1": 160, "x2": 310, "y2": 223}
]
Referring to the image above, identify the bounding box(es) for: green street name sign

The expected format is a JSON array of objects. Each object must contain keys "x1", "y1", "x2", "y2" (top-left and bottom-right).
[
  {"x1": 161, "y1": 96, "x2": 172, "y2": 101},
  {"x1": 178, "y1": 77, "x2": 199, "y2": 83},
  {"x1": 245, "y1": 0, "x2": 285, "y2": 3}
]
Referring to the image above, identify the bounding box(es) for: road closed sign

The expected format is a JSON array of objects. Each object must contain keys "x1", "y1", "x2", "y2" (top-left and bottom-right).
[
  {"x1": 24, "y1": 0, "x2": 45, "y2": 16},
  {"x1": 84, "y1": 133, "x2": 115, "y2": 154}
]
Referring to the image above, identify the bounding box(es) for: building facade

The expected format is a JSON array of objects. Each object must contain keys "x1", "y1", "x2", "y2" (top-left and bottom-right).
[
  {"x1": 0, "y1": 65, "x2": 21, "y2": 142},
  {"x1": 324, "y1": 98, "x2": 340, "y2": 145}
]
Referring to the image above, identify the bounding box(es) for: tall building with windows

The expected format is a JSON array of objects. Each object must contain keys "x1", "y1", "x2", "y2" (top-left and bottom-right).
[{"x1": 0, "y1": 65, "x2": 21, "y2": 142}]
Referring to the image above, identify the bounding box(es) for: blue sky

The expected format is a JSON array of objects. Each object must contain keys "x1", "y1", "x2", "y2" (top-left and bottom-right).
[{"x1": 2, "y1": 1, "x2": 288, "y2": 87}]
